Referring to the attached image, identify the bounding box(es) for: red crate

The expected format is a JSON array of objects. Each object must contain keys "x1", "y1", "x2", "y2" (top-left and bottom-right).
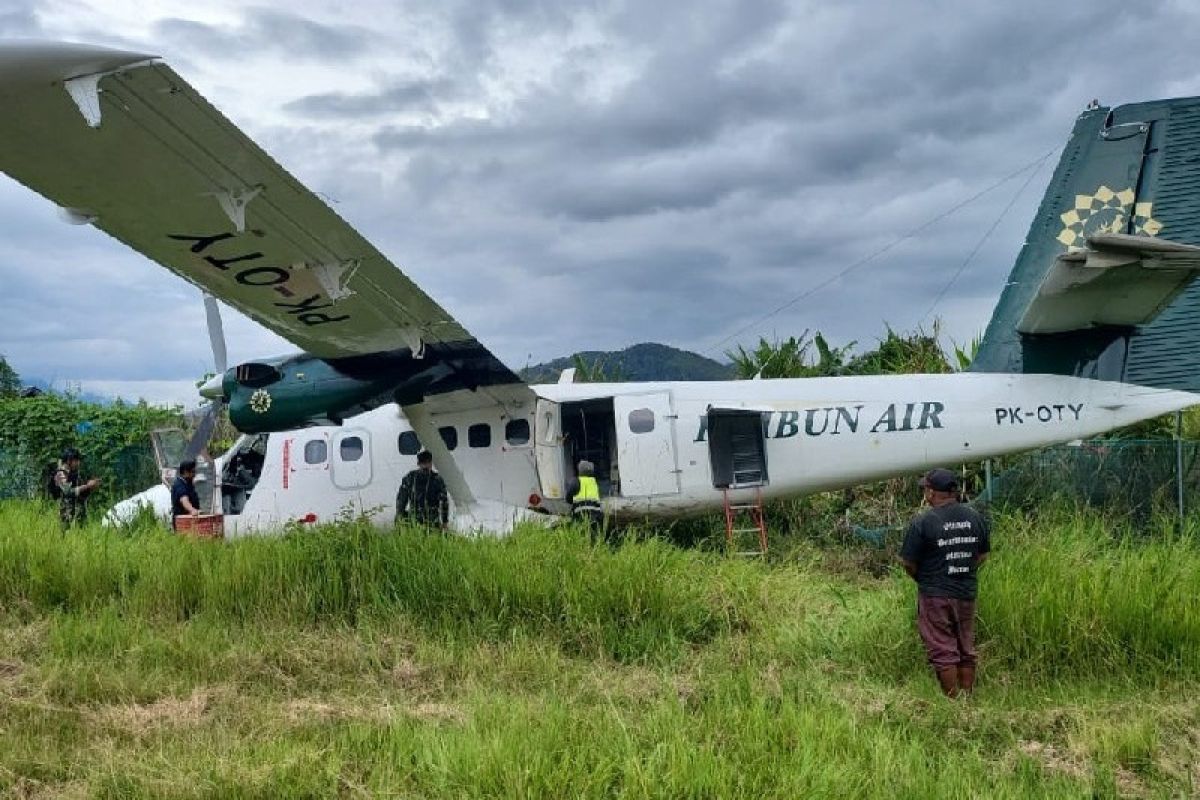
[{"x1": 175, "y1": 514, "x2": 224, "y2": 539}]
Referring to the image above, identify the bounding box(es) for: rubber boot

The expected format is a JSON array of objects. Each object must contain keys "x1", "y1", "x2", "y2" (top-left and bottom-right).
[
  {"x1": 935, "y1": 667, "x2": 959, "y2": 699},
  {"x1": 958, "y1": 665, "x2": 975, "y2": 696}
]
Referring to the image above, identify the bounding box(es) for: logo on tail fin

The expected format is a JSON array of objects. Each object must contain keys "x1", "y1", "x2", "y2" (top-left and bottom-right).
[{"x1": 1056, "y1": 185, "x2": 1161, "y2": 247}]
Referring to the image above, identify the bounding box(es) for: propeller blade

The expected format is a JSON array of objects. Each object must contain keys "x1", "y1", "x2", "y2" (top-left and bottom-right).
[
  {"x1": 183, "y1": 401, "x2": 220, "y2": 463},
  {"x1": 203, "y1": 293, "x2": 228, "y2": 374}
]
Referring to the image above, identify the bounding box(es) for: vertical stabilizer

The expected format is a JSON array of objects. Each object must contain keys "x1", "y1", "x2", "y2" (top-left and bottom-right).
[{"x1": 973, "y1": 98, "x2": 1200, "y2": 392}]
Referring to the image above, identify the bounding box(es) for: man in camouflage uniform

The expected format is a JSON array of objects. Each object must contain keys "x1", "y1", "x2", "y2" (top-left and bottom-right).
[
  {"x1": 396, "y1": 450, "x2": 449, "y2": 529},
  {"x1": 54, "y1": 447, "x2": 100, "y2": 529}
]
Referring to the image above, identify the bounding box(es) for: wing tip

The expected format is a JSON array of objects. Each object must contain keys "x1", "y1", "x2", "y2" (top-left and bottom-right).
[{"x1": 0, "y1": 40, "x2": 159, "y2": 85}]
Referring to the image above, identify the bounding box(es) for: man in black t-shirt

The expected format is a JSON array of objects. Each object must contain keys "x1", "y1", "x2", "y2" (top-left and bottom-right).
[
  {"x1": 170, "y1": 460, "x2": 201, "y2": 531},
  {"x1": 899, "y1": 468, "x2": 990, "y2": 698}
]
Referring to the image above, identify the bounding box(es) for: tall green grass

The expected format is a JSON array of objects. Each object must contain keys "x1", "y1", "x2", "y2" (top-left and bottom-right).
[
  {"x1": 2, "y1": 502, "x2": 1200, "y2": 797},
  {"x1": 808, "y1": 507, "x2": 1200, "y2": 681},
  {"x1": 0, "y1": 502, "x2": 761, "y2": 662}
]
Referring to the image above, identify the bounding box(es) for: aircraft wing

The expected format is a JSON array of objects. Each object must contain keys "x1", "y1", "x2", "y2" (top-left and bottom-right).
[
  {"x1": 1017, "y1": 233, "x2": 1200, "y2": 334},
  {"x1": 0, "y1": 42, "x2": 517, "y2": 388}
]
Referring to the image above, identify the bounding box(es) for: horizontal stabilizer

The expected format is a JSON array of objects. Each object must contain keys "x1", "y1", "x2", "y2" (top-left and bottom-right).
[{"x1": 1016, "y1": 233, "x2": 1200, "y2": 334}]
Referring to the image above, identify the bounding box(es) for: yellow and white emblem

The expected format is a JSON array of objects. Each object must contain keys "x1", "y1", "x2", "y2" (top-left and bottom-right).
[
  {"x1": 249, "y1": 389, "x2": 272, "y2": 414},
  {"x1": 1057, "y1": 185, "x2": 1162, "y2": 247}
]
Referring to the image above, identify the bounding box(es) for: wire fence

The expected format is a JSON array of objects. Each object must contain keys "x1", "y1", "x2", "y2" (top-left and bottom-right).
[{"x1": 980, "y1": 438, "x2": 1200, "y2": 521}]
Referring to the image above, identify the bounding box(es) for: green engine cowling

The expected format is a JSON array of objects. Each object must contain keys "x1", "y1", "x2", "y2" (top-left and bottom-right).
[
  {"x1": 208, "y1": 341, "x2": 522, "y2": 434},
  {"x1": 223, "y1": 356, "x2": 392, "y2": 433}
]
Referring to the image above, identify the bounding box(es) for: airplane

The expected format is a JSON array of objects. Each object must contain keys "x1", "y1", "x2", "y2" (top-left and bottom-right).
[{"x1": 2, "y1": 40, "x2": 1200, "y2": 536}]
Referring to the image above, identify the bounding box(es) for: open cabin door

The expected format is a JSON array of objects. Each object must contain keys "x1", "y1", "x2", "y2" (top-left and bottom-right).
[
  {"x1": 534, "y1": 398, "x2": 567, "y2": 500},
  {"x1": 149, "y1": 428, "x2": 187, "y2": 485},
  {"x1": 614, "y1": 392, "x2": 680, "y2": 496},
  {"x1": 707, "y1": 408, "x2": 769, "y2": 488},
  {"x1": 150, "y1": 426, "x2": 216, "y2": 513}
]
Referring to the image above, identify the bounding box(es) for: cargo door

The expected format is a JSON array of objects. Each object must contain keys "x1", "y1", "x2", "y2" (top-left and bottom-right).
[
  {"x1": 706, "y1": 408, "x2": 769, "y2": 488},
  {"x1": 614, "y1": 392, "x2": 679, "y2": 496},
  {"x1": 534, "y1": 398, "x2": 567, "y2": 499}
]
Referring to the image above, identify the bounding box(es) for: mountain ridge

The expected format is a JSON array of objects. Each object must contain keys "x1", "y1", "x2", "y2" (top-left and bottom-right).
[{"x1": 519, "y1": 342, "x2": 734, "y2": 383}]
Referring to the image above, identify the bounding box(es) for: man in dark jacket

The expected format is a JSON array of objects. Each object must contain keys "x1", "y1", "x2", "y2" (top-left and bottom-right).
[
  {"x1": 396, "y1": 450, "x2": 449, "y2": 528},
  {"x1": 899, "y1": 468, "x2": 990, "y2": 698},
  {"x1": 53, "y1": 447, "x2": 100, "y2": 529}
]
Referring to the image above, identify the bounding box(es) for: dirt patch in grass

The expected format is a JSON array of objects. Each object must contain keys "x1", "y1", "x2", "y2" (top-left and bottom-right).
[
  {"x1": 1016, "y1": 739, "x2": 1149, "y2": 798},
  {"x1": 89, "y1": 687, "x2": 215, "y2": 734},
  {"x1": 282, "y1": 696, "x2": 466, "y2": 727},
  {"x1": 5, "y1": 777, "x2": 90, "y2": 800},
  {"x1": 408, "y1": 702, "x2": 465, "y2": 724},
  {"x1": 1017, "y1": 740, "x2": 1087, "y2": 780}
]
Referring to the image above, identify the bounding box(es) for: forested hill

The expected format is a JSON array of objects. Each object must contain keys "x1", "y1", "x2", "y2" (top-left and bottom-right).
[{"x1": 520, "y1": 343, "x2": 734, "y2": 383}]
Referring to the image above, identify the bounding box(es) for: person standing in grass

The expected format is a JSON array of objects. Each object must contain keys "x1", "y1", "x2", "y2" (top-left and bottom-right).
[
  {"x1": 170, "y1": 460, "x2": 201, "y2": 531},
  {"x1": 52, "y1": 447, "x2": 100, "y2": 529},
  {"x1": 565, "y1": 459, "x2": 606, "y2": 541},
  {"x1": 899, "y1": 468, "x2": 990, "y2": 698},
  {"x1": 396, "y1": 450, "x2": 449, "y2": 529}
]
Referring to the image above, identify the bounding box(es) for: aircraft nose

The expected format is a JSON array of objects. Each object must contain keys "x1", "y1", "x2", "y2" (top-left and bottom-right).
[{"x1": 199, "y1": 373, "x2": 225, "y2": 400}]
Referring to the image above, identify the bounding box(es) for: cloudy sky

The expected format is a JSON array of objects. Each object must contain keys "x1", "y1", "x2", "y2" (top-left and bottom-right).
[{"x1": 2, "y1": 0, "x2": 1200, "y2": 406}]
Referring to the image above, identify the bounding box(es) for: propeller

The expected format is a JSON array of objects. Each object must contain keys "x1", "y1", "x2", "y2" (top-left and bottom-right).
[
  {"x1": 204, "y1": 293, "x2": 227, "y2": 375},
  {"x1": 183, "y1": 293, "x2": 229, "y2": 463}
]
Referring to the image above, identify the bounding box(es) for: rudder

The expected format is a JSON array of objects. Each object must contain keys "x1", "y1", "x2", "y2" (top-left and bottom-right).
[{"x1": 973, "y1": 97, "x2": 1200, "y2": 392}]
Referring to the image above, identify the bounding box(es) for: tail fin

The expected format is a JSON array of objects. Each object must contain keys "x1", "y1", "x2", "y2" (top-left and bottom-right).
[{"x1": 973, "y1": 97, "x2": 1200, "y2": 392}]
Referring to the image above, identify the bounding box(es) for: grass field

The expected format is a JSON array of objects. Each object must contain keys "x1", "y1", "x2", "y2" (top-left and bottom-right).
[{"x1": 0, "y1": 502, "x2": 1197, "y2": 798}]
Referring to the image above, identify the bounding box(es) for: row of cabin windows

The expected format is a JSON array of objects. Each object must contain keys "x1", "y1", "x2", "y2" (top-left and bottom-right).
[
  {"x1": 306, "y1": 410, "x2": 658, "y2": 465},
  {"x1": 303, "y1": 436, "x2": 364, "y2": 465},
  {"x1": 395, "y1": 410, "x2": 658, "y2": 457},
  {"x1": 397, "y1": 419, "x2": 531, "y2": 456}
]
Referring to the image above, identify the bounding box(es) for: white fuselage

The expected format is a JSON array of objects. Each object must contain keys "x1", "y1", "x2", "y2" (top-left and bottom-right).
[{"x1": 107, "y1": 372, "x2": 1199, "y2": 535}]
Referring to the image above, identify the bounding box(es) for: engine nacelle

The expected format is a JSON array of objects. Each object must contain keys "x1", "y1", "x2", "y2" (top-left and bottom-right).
[{"x1": 223, "y1": 355, "x2": 390, "y2": 433}]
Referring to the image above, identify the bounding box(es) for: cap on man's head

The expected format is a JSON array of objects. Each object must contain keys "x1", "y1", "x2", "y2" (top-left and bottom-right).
[
  {"x1": 61, "y1": 447, "x2": 81, "y2": 462},
  {"x1": 919, "y1": 468, "x2": 958, "y2": 492},
  {"x1": 577, "y1": 460, "x2": 595, "y2": 475},
  {"x1": 417, "y1": 450, "x2": 433, "y2": 465}
]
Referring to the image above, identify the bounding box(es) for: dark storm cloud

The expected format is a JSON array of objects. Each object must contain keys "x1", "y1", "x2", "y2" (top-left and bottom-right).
[
  {"x1": 153, "y1": 7, "x2": 378, "y2": 62},
  {"x1": 331, "y1": 0, "x2": 1200, "y2": 367},
  {"x1": 283, "y1": 76, "x2": 460, "y2": 118},
  {"x1": 8, "y1": 0, "x2": 1200, "y2": 394}
]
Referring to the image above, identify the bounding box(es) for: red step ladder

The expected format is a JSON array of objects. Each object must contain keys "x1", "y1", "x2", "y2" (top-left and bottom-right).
[{"x1": 723, "y1": 487, "x2": 768, "y2": 556}]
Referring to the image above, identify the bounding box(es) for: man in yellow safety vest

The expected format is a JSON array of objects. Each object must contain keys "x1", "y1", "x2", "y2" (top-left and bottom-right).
[{"x1": 566, "y1": 459, "x2": 604, "y2": 535}]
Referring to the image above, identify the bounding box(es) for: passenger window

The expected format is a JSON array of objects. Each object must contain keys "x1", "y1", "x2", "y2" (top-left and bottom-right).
[
  {"x1": 628, "y1": 408, "x2": 655, "y2": 434},
  {"x1": 340, "y1": 436, "x2": 364, "y2": 462},
  {"x1": 505, "y1": 419, "x2": 530, "y2": 446},
  {"x1": 398, "y1": 431, "x2": 421, "y2": 455},
  {"x1": 468, "y1": 423, "x2": 491, "y2": 448},
  {"x1": 439, "y1": 426, "x2": 458, "y2": 451},
  {"x1": 304, "y1": 439, "x2": 327, "y2": 464}
]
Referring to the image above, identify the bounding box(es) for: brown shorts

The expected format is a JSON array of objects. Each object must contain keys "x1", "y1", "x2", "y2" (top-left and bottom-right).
[{"x1": 917, "y1": 594, "x2": 977, "y2": 670}]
